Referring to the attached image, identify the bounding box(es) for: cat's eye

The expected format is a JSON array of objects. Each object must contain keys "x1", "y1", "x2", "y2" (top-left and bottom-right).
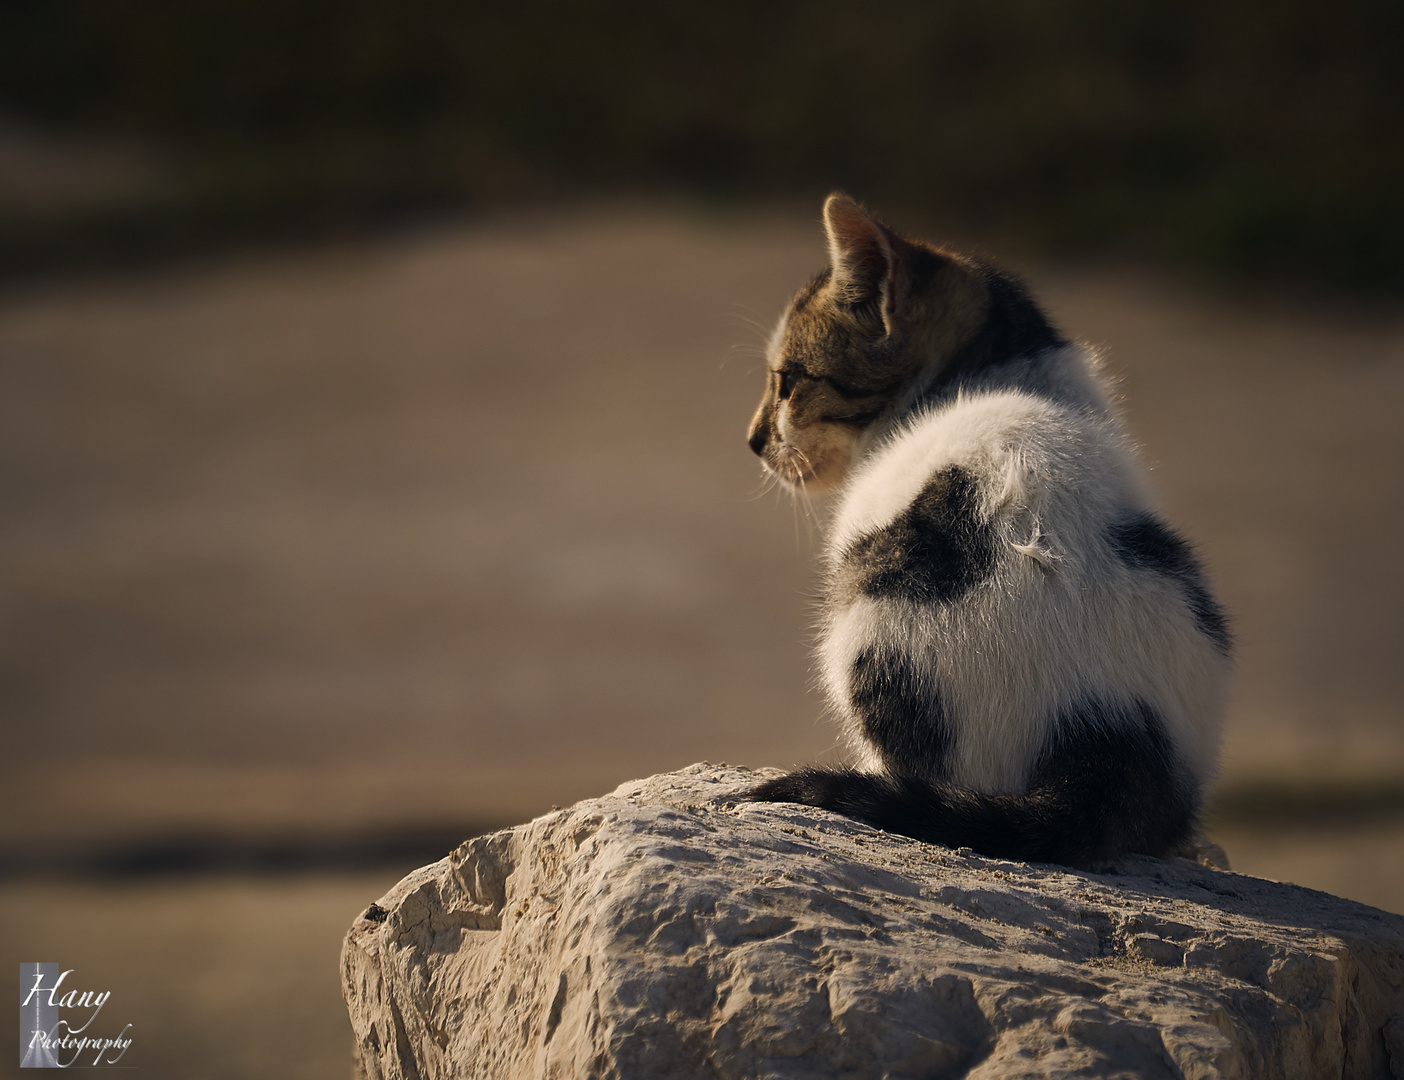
[{"x1": 778, "y1": 369, "x2": 801, "y2": 400}]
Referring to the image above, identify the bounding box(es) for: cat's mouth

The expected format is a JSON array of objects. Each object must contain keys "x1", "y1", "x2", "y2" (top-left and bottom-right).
[{"x1": 765, "y1": 442, "x2": 844, "y2": 493}]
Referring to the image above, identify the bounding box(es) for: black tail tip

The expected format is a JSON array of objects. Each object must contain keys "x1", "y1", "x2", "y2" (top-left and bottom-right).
[{"x1": 741, "y1": 766, "x2": 868, "y2": 808}]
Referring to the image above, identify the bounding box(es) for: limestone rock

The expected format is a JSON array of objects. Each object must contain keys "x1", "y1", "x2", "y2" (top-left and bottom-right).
[{"x1": 341, "y1": 763, "x2": 1404, "y2": 1079}]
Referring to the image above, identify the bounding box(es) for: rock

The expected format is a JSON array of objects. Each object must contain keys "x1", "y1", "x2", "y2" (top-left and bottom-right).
[{"x1": 341, "y1": 763, "x2": 1404, "y2": 1079}]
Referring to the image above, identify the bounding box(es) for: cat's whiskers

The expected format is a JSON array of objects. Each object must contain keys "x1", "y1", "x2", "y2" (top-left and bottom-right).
[
  {"x1": 793, "y1": 471, "x2": 820, "y2": 547},
  {"x1": 723, "y1": 308, "x2": 781, "y2": 374},
  {"x1": 749, "y1": 467, "x2": 781, "y2": 501},
  {"x1": 727, "y1": 308, "x2": 778, "y2": 343},
  {"x1": 788, "y1": 445, "x2": 814, "y2": 484},
  {"x1": 790, "y1": 472, "x2": 802, "y2": 546},
  {"x1": 770, "y1": 444, "x2": 822, "y2": 547}
]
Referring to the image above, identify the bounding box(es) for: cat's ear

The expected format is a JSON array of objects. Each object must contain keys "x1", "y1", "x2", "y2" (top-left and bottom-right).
[{"x1": 822, "y1": 193, "x2": 907, "y2": 332}]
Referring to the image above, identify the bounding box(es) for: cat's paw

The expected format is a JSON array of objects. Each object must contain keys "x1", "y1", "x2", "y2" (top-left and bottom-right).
[{"x1": 1172, "y1": 832, "x2": 1231, "y2": 870}]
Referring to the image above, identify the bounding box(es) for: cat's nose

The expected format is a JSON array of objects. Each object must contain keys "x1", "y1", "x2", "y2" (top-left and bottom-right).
[{"x1": 747, "y1": 428, "x2": 767, "y2": 456}]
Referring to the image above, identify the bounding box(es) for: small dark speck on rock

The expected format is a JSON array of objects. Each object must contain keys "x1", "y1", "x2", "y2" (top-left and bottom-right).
[{"x1": 364, "y1": 903, "x2": 388, "y2": 923}]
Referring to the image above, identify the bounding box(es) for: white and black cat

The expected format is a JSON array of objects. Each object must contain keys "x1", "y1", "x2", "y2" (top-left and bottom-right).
[{"x1": 744, "y1": 194, "x2": 1231, "y2": 868}]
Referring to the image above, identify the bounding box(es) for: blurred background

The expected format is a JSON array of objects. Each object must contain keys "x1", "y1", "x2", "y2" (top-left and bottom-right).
[{"x1": 1, "y1": 2, "x2": 1401, "y2": 1076}]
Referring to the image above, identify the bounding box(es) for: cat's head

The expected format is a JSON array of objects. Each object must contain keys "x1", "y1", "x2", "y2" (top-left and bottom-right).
[{"x1": 746, "y1": 194, "x2": 992, "y2": 493}]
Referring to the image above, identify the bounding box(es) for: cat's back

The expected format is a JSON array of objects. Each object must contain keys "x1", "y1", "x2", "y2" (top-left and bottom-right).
[
  {"x1": 828, "y1": 366, "x2": 1146, "y2": 572},
  {"x1": 820, "y1": 369, "x2": 1229, "y2": 793}
]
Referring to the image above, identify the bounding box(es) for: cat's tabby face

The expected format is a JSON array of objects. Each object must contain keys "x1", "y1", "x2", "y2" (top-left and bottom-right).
[
  {"x1": 746, "y1": 272, "x2": 903, "y2": 493},
  {"x1": 747, "y1": 194, "x2": 985, "y2": 494}
]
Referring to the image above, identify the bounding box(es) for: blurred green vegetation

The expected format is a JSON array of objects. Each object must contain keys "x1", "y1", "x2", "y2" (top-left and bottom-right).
[{"x1": 1, "y1": 0, "x2": 1401, "y2": 288}]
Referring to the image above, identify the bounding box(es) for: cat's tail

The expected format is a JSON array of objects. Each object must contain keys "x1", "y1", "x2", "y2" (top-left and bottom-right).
[{"x1": 742, "y1": 765, "x2": 1195, "y2": 868}]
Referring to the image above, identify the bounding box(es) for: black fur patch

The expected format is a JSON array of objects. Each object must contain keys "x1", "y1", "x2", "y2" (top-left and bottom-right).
[
  {"x1": 918, "y1": 262, "x2": 1067, "y2": 407},
  {"x1": 829, "y1": 465, "x2": 996, "y2": 608},
  {"x1": 1024, "y1": 699, "x2": 1198, "y2": 861},
  {"x1": 1107, "y1": 512, "x2": 1231, "y2": 654},
  {"x1": 743, "y1": 699, "x2": 1197, "y2": 867},
  {"x1": 959, "y1": 263, "x2": 1068, "y2": 370},
  {"x1": 849, "y1": 647, "x2": 951, "y2": 778}
]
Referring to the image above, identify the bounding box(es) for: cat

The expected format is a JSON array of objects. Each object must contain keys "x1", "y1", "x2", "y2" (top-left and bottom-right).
[{"x1": 743, "y1": 194, "x2": 1231, "y2": 868}]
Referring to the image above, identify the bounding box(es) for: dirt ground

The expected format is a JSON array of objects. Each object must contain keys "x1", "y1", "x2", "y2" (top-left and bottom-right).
[{"x1": 1, "y1": 205, "x2": 1401, "y2": 1077}]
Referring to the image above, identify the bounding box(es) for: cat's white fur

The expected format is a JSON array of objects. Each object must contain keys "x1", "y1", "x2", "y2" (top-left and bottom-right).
[{"x1": 818, "y1": 344, "x2": 1229, "y2": 794}]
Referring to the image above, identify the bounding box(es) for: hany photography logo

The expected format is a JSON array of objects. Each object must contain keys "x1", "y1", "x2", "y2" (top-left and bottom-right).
[{"x1": 19, "y1": 964, "x2": 133, "y2": 1069}]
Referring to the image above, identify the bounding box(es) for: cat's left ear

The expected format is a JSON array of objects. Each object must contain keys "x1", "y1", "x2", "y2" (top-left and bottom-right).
[{"x1": 822, "y1": 193, "x2": 911, "y2": 333}]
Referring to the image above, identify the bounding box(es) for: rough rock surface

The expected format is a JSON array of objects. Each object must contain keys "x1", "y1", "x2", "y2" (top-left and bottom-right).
[{"x1": 342, "y1": 764, "x2": 1404, "y2": 1079}]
